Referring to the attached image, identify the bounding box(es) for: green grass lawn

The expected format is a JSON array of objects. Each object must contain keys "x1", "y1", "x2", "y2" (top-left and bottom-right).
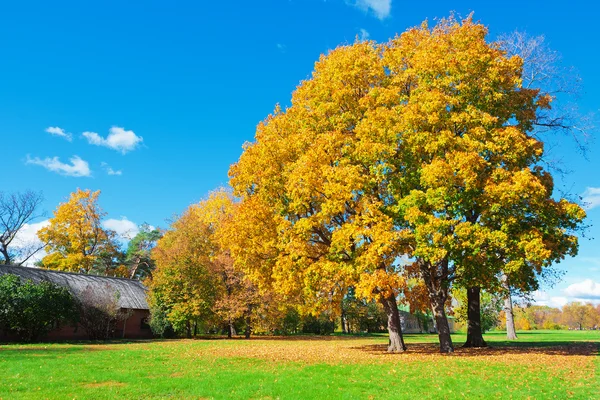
[{"x1": 0, "y1": 330, "x2": 598, "y2": 399}]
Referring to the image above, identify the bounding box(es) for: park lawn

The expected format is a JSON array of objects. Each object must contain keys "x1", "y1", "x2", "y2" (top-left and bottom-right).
[{"x1": 0, "y1": 330, "x2": 598, "y2": 399}]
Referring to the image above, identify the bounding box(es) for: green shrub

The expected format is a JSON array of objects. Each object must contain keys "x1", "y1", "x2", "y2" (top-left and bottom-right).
[{"x1": 0, "y1": 274, "x2": 77, "y2": 342}]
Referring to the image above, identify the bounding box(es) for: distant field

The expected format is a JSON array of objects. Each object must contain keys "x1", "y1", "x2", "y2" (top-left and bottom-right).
[{"x1": 0, "y1": 330, "x2": 598, "y2": 399}]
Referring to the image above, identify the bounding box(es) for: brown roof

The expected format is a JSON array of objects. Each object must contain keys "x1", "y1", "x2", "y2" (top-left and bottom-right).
[{"x1": 0, "y1": 265, "x2": 149, "y2": 310}]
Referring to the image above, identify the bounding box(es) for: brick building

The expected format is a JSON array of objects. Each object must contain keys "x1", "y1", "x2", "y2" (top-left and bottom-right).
[{"x1": 0, "y1": 265, "x2": 152, "y2": 341}]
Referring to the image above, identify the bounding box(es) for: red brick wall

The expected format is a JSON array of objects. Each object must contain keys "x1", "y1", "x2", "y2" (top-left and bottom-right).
[{"x1": 0, "y1": 308, "x2": 153, "y2": 342}]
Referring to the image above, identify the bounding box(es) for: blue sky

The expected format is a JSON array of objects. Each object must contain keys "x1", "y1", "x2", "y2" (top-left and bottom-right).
[{"x1": 2, "y1": 0, "x2": 599, "y2": 305}]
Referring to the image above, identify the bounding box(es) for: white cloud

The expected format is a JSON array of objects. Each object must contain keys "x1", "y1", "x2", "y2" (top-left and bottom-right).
[
  {"x1": 581, "y1": 187, "x2": 600, "y2": 210},
  {"x1": 12, "y1": 219, "x2": 50, "y2": 266},
  {"x1": 359, "y1": 28, "x2": 370, "y2": 41},
  {"x1": 532, "y1": 290, "x2": 569, "y2": 308},
  {"x1": 100, "y1": 162, "x2": 123, "y2": 176},
  {"x1": 564, "y1": 279, "x2": 600, "y2": 300},
  {"x1": 348, "y1": 0, "x2": 391, "y2": 20},
  {"x1": 26, "y1": 155, "x2": 91, "y2": 177},
  {"x1": 45, "y1": 126, "x2": 72, "y2": 141},
  {"x1": 83, "y1": 126, "x2": 143, "y2": 154},
  {"x1": 103, "y1": 217, "x2": 139, "y2": 240}
]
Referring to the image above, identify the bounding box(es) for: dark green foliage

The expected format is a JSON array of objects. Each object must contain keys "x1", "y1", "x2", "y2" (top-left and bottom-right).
[
  {"x1": 281, "y1": 308, "x2": 302, "y2": 335},
  {"x1": 453, "y1": 288, "x2": 502, "y2": 333},
  {"x1": 148, "y1": 303, "x2": 175, "y2": 338},
  {"x1": 301, "y1": 313, "x2": 335, "y2": 335},
  {"x1": 0, "y1": 274, "x2": 77, "y2": 342},
  {"x1": 126, "y1": 224, "x2": 162, "y2": 280},
  {"x1": 342, "y1": 288, "x2": 386, "y2": 333}
]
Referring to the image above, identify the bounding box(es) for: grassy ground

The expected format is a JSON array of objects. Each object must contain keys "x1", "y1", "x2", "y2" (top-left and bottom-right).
[{"x1": 0, "y1": 330, "x2": 598, "y2": 399}]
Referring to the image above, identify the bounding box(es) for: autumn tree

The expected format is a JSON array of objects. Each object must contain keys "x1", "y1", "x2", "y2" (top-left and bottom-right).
[
  {"x1": 494, "y1": 31, "x2": 593, "y2": 341},
  {"x1": 229, "y1": 15, "x2": 585, "y2": 354},
  {"x1": 148, "y1": 204, "x2": 219, "y2": 337},
  {"x1": 148, "y1": 190, "x2": 263, "y2": 338},
  {"x1": 452, "y1": 288, "x2": 502, "y2": 333},
  {"x1": 230, "y1": 41, "x2": 410, "y2": 352},
  {"x1": 382, "y1": 16, "x2": 584, "y2": 350},
  {"x1": 37, "y1": 189, "x2": 120, "y2": 274},
  {"x1": 0, "y1": 190, "x2": 45, "y2": 266},
  {"x1": 562, "y1": 302, "x2": 599, "y2": 330}
]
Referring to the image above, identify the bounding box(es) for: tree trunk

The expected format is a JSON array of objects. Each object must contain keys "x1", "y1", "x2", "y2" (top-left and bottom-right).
[
  {"x1": 379, "y1": 294, "x2": 407, "y2": 352},
  {"x1": 431, "y1": 294, "x2": 454, "y2": 353},
  {"x1": 463, "y1": 286, "x2": 487, "y2": 348},
  {"x1": 245, "y1": 310, "x2": 252, "y2": 339},
  {"x1": 420, "y1": 258, "x2": 454, "y2": 353},
  {"x1": 504, "y1": 294, "x2": 518, "y2": 340},
  {"x1": 186, "y1": 321, "x2": 192, "y2": 339},
  {"x1": 227, "y1": 320, "x2": 236, "y2": 338},
  {"x1": 501, "y1": 275, "x2": 518, "y2": 340}
]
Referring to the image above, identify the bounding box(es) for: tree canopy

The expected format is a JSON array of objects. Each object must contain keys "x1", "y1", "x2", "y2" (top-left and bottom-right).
[{"x1": 229, "y1": 15, "x2": 585, "y2": 352}]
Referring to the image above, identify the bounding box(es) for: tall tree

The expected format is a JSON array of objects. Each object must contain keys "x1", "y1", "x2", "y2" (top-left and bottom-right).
[
  {"x1": 37, "y1": 189, "x2": 119, "y2": 273},
  {"x1": 148, "y1": 202, "x2": 218, "y2": 337},
  {"x1": 494, "y1": 31, "x2": 593, "y2": 340},
  {"x1": 0, "y1": 190, "x2": 45, "y2": 265},
  {"x1": 125, "y1": 224, "x2": 162, "y2": 279},
  {"x1": 230, "y1": 15, "x2": 585, "y2": 354},
  {"x1": 148, "y1": 190, "x2": 263, "y2": 338},
  {"x1": 230, "y1": 41, "x2": 410, "y2": 352}
]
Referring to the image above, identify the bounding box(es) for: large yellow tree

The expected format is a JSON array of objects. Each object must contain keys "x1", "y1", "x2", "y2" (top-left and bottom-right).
[
  {"x1": 230, "y1": 15, "x2": 585, "y2": 353},
  {"x1": 38, "y1": 189, "x2": 119, "y2": 274}
]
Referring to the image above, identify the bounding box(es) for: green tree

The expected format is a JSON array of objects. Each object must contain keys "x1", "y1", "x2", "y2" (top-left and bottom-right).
[
  {"x1": 453, "y1": 288, "x2": 502, "y2": 334},
  {"x1": 0, "y1": 274, "x2": 77, "y2": 342},
  {"x1": 125, "y1": 224, "x2": 162, "y2": 279}
]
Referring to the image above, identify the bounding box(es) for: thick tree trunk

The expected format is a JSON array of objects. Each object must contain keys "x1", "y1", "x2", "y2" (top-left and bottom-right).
[
  {"x1": 186, "y1": 321, "x2": 192, "y2": 339},
  {"x1": 431, "y1": 295, "x2": 454, "y2": 353},
  {"x1": 379, "y1": 294, "x2": 407, "y2": 352},
  {"x1": 463, "y1": 286, "x2": 487, "y2": 348},
  {"x1": 420, "y1": 258, "x2": 454, "y2": 353},
  {"x1": 501, "y1": 275, "x2": 518, "y2": 340},
  {"x1": 227, "y1": 319, "x2": 234, "y2": 338},
  {"x1": 245, "y1": 310, "x2": 252, "y2": 339}
]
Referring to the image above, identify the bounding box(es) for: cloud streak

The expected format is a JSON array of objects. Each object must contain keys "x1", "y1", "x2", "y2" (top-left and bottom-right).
[
  {"x1": 101, "y1": 162, "x2": 123, "y2": 176},
  {"x1": 103, "y1": 217, "x2": 139, "y2": 240},
  {"x1": 348, "y1": 0, "x2": 391, "y2": 20},
  {"x1": 83, "y1": 127, "x2": 143, "y2": 154},
  {"x1": 581, "y1": 187, "x2": 600, "y2": 210},
  {"x1": 26, "y1": 155, "x2": 91, "y2": 177},
  {"x1": 45, "y1": 126, "x2": 72, "y2": 141}
]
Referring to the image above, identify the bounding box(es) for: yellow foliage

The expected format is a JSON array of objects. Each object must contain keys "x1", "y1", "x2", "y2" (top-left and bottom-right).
[{"x1": 37, "y1": 189, "x2": 118, "y2": 273}]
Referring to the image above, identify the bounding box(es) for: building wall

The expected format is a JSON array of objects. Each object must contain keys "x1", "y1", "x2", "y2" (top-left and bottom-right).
[
  {"x1": 118, "y1": 309, "x2": 153, "y2": 339},
  {"x1": 1, "y1": 308, "x2": 152, "y2": 342}
]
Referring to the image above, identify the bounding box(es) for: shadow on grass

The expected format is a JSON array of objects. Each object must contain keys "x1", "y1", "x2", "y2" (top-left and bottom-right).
[{"x1": 354, "y1": 342, "x2": 600, "y2": 357}]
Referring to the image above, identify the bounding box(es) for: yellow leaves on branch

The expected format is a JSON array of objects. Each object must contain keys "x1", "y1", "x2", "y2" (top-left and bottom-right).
[
  {"x1": 37, "y1": 189, "x2": 118, "y2": 273},
  {"x1": 228, "y1": 15, "x2": 586, "y2": 313}
]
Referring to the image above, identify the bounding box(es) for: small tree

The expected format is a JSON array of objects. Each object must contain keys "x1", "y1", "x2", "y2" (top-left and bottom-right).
[
  {"x1": 76, "y1": 284, "x2": 130, "y2": 340},
  {"x1": 0, "y1": 274, "x2": 77, "y2": 342},
  {"x1": 0, "y1": 190, "x2": 46, "y2": 266}
]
